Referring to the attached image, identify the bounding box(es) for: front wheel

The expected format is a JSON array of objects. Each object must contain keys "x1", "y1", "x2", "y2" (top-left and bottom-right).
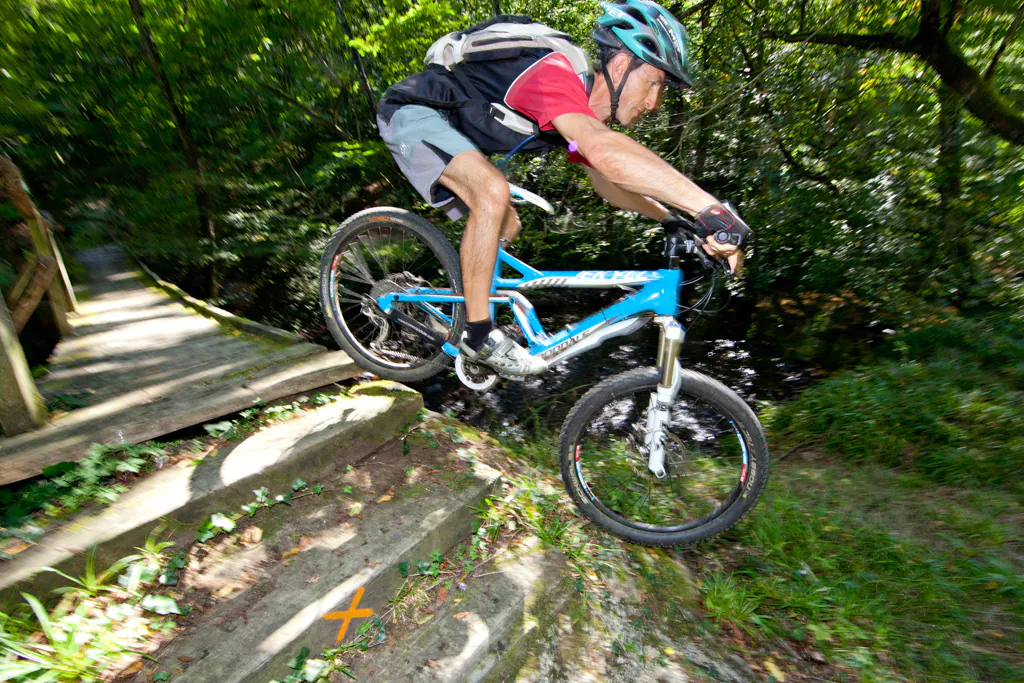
[{"x1": 558, "y1": 367, "x2": 769, "y2": 547}]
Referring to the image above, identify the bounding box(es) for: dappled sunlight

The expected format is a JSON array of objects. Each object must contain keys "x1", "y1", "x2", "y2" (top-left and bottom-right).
[
  {"x1": 307, "y1": 521, "x2": 357, "y2": 551},
  {"x1": 432, "y1": 612, "x2": 491, "y2": 673}
]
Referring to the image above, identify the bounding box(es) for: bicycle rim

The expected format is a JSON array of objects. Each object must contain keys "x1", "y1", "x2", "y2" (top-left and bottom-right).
[
  {"x1": 327, "y1": 223, "x2": 457, "y2": 370},
  {"x1": 571, "y1": 385, "x2": 751, "y2": 533}
]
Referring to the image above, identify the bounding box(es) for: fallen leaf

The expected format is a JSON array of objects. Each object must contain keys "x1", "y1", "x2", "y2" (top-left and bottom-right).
[
  {"x1": 282, "y1": 548, "x2": 301, "y2": 560},
  {"x1": 122, "y1": 661, "x2": 145, "y2": 675},
  {"x1": 240, "y1": 527, "x2": 263, "y2": 545},
  {"x1": 664, "y1": 647, "x2": 676, "y2": 656},
  {"x1": 452, "y1": 611, "x2": 470, "y2": 620},
  {"x1": 306, "y1": 576, "x2": 321, "y2": 584},
  {"x1": 437, "y1": 587, "x2": 449, "y2": 603},
  {"x1": 377, "y1": 494, "x2": 393, "y2": 503},
  {"x1": 214, "y1": 583, "x2": 242, "y2": 598},
  {"x1": 2, "y1": 540, "x2": 32, "y2": 555},
  {"x1": 177, "y1": 655, "x2": 193, "y2": 663},
  {"x1": 764, "y1": 658, "x2": 785, "y2": 681}
]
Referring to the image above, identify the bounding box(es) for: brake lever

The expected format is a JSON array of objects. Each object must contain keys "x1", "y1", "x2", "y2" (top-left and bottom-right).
[{"x1": 683, "y1": 233, "x2": 718, "y2": 272}]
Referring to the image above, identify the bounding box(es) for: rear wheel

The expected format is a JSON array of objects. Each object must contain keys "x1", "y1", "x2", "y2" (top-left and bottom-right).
[
  {"x1": 558, "y1": 367, "x2": 770, "y2": 547},
  {"x1": 319, "y1": 207, "x2": 464, "y2": 382}
]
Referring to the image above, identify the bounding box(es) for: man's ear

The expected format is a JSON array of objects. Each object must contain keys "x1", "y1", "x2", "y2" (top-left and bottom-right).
[{"x1": 607, "y1": 51, "x2": 631, "y2": 80}]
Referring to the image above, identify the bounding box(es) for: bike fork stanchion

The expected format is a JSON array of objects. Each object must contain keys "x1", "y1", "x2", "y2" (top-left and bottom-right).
[{"x1": 645, "y1": 316, "x2": 685, "y2": 478}]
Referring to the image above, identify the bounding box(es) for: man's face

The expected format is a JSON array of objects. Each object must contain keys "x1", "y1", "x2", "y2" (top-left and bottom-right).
[{"x1": 616, "y1": 61, "x2": 667, "y2": 127}]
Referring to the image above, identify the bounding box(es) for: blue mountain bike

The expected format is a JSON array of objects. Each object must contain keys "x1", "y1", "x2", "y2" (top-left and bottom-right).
[{"x1": 319, "y1": 202, "x2": 769, "y2": 546}]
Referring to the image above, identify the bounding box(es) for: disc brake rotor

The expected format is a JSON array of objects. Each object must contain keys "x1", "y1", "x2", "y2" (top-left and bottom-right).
[{"x1": 359, "y1": 272, "x2": 436, "y2": 363}]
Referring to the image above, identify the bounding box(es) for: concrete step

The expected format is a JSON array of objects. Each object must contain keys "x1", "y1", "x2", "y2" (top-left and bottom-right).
[
  {"x1": 0, "y1": 348, "x2": 361, "y2": 485},
  {"x1": 151, "y1": 438, "x2": 502, "y2": 683},
  {"x1": 0, "y1": 382, "x2": 422, "y2": 598},
  {"x1": 349, "y1": 539, "x2": 576, "y2": 683}
]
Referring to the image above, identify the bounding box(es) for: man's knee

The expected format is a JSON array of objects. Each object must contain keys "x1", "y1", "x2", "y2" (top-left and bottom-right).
[{"x1": 441, "y1": 152, "x2": 509, "y2": 221}]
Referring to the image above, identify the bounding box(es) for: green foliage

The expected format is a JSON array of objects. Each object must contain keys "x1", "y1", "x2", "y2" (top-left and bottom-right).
[
  {"x1": 0, "y1": 441, "x2": 167, "y2": 550},
  {"x1": 0, "y1": 0, "x2": 1018, "y2": 342},
  {"x1": 0, "y1": 539, "x2": 182, "y2": 680},
  {"x1": 698, "y1": 464, "x2": 1024, "y2": 681},
  {"x1": 199, "y1": 478, "x2": 323, "y2": 543},
  {"x1": 768, "y1": 316, "x2": 1024, "y2": 492}
]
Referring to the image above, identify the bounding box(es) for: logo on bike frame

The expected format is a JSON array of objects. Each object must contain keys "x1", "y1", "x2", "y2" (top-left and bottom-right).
[{"x1": 517, "y1": 271, "x2": 658, "y2": 289}]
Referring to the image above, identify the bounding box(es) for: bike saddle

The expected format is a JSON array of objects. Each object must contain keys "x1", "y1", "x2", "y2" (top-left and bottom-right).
[{"x1": 508, "y1": 183, "x2": 554, "y2": 214}]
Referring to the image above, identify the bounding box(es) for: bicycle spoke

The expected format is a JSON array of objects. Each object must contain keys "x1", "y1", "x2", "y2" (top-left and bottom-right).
[{"x1": 574, "y1": 388, "x2": 748, "y2": 530}]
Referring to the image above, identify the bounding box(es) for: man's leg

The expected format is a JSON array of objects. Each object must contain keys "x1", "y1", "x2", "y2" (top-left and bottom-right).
[{"x1": 438, "y1": 150, "x2": 511, "y2": 327}]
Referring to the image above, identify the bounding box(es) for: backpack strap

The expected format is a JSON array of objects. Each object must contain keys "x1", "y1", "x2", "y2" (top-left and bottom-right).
[{"x1": 451, "y1": 66, "x2": 541, "y2": 137}]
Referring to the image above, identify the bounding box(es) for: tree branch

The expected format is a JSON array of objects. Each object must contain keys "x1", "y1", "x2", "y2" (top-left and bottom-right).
[
  {"x1": 765, "y1": 15, "x2": 1024, "y2": 146},
  {"x1": 984, "y1": 1, "x2": 1024, "y2": 81},
  {"x1": 244, "y1": 76, "x2": 348, "y2": 135},
  {"x1": 761, "y1": 30, "x2": 915, "y2": 53},
  {"x1": 942, "y1": 0, "x2": 962, "y2": 36},
  {"x1": 675, "y1": 0, "x2": 718, "y2": 21}
]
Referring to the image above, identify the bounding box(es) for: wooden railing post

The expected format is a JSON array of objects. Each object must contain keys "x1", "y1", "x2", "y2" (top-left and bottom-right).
[
  {"x1": 0, "y1": 296, "x2": 47, "y2": 435},
  {"x1": 0, "y1": 155, "x2": 75, "y2": 336}
]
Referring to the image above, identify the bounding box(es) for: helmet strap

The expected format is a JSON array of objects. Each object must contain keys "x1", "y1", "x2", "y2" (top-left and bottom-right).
[{"x1": 602, "y1": 54, "x2": 642, "y2": 123}]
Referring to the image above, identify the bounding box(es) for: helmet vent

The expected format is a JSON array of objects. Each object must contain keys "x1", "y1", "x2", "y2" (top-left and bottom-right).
[
  {"x1": 636, "y1": 35, "x2": 658, "y2": 53},
  {"x1": 624, "y1": 7, "x2": 646, "y2": 22}
]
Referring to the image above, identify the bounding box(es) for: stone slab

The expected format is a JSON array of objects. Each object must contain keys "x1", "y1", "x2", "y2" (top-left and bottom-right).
[
  {"x1": 0, "y1": 386, "x2": 423, "y2": 598},
  {"x1": 351, "y1": 541, "x2": 573, "y2": 683},
  {"x1": 157, "y1": 460, "x2": 502, "y2": 683}
]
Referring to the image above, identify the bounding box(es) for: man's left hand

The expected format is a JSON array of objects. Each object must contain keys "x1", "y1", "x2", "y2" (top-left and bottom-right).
[{"x1": 693, "y1": 203, "x2": 751, "y2": 274}]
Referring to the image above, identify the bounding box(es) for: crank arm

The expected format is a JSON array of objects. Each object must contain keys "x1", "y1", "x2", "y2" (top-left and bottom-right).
[{"x1": 385, "y1": 308, "x2": 448, "y2": 348}]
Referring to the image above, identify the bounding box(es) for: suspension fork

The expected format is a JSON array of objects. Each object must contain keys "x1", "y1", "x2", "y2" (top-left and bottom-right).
[{"x1": 645, "y1": 316, "x2": 685, "y2": 478}]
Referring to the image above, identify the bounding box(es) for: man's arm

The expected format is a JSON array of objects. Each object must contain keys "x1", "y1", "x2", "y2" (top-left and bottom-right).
[
  {"x1": 585, "y1": 166, "x2": 669, "y2": 221},
  {"x1": 553, "y1": 113, "x2": 716, "y2": 214},
  {"x1": 554, "y1": 112, "x2": 746, "y2": 272}
]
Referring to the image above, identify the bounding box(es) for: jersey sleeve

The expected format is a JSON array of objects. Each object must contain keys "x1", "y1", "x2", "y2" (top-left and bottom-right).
[{"x1": 504, "y1": 52, "x2": 599, "y2": 132}]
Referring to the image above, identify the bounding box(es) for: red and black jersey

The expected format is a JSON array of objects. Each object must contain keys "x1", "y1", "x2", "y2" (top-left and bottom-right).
[{"x1": 378, "y1": 49, "x2": 598, "y2": 160}]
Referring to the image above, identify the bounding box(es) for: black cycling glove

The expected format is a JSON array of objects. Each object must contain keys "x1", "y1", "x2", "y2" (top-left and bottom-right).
[
  {"x1": 693, "y1": 203, "x2": 751, "y2": 248},
  {"x1": 659, "y1": 212, "x2": 696, "y2": 235}
]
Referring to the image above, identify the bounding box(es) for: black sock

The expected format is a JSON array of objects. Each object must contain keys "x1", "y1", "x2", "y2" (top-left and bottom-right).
[{"x1": 465, "y1": 319, "x2": 493, "y2": 350}]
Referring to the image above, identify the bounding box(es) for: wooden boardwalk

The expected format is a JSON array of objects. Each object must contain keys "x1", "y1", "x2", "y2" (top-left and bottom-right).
[{"x1": 0, "y1": 246, "x2": 358, "y2": 485}]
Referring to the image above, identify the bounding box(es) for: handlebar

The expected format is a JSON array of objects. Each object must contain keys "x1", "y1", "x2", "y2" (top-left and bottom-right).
[{"x1": 662, "y1": 217, "x2": 720, "y2": 273}]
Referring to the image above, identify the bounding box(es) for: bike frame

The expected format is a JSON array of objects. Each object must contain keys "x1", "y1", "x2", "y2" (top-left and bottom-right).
[{"x1": 375, "y1": 246, "x2": 685, "y2": 367}]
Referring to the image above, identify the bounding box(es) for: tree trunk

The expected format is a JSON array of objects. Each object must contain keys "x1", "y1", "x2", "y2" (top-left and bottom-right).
[
  {"x1": 333, "y1": 0, "x2": 377, "y2": 121},
  {"x1": 128, "y1": 0, "x2": 220, "y2": 297},
  {"x1": 692, "y1": 2, "x2": 712, "y2": 179},
  {"x1": 936, "y1": 84, "x2": 970, "y2": 268}
]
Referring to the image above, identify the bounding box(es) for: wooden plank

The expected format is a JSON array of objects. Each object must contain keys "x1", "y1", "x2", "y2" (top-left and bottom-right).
[
  {"x1": 0, "y1": 350, "x2": 358, "y2": 485},
  {"x1": 0, "y1": 298, "x2": 46, "y2": 436},
  {"x1": 5, "y1": 255, "x2": 39, "y2": 308},
  {"x1": 47, "y1": 226, "x2": 77, "y2": 311},
  {"x1": 10, "y1": 256, "x2": 56, "y2": 333}
]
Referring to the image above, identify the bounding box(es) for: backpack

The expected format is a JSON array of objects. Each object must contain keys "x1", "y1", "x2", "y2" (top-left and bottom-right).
[
  {"x1": 425, "y1": 16, "x2": 592, "y2": 139},
  {"x1": 381, "y1": 16, "x2": 592, "y2": 150}
]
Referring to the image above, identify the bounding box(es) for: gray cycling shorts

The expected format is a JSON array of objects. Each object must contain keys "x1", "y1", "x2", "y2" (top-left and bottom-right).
[{"x1": 377, "y1": 105, "x2": 477, "y2": 220}]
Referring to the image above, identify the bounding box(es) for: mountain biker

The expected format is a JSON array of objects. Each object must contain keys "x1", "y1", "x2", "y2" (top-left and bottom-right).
[{"x1": 376, "y1": 0, "x2": 751, "y2": 377}]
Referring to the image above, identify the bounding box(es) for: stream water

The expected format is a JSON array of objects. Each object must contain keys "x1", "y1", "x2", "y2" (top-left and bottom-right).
[{"x1": 408, "y1": 289, "x2": 822, "y2": 440}]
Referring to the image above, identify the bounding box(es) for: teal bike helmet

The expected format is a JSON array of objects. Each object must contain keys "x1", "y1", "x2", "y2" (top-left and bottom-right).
[{"x1": 594, "y1": 0, "x2": 693, "y2": 119}]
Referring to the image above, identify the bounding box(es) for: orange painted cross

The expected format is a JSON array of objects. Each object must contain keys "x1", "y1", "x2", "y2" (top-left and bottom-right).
[{"x1": 323, "y1": 586, "x2": 374, "y2": 644}]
